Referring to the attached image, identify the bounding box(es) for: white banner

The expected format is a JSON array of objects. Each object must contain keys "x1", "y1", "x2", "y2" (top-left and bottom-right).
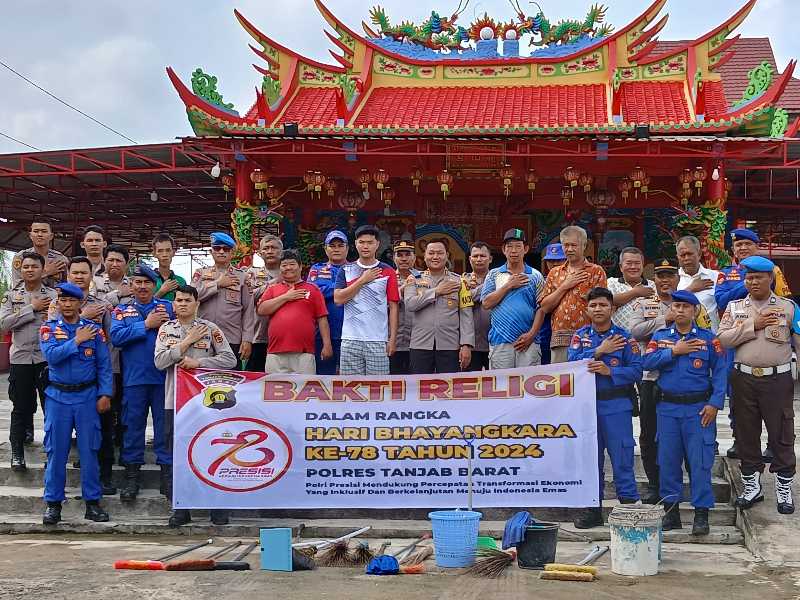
[{"x1": 173, "y1": 361, "x2": 599, "y2": 509}]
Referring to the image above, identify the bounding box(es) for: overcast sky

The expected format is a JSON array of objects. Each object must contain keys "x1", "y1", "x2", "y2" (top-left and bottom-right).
[{"x1": 1, "y1": 0, "x2": 798, "y2": 154}]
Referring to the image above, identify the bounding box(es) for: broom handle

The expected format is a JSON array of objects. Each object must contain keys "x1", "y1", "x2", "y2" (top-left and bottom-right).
[
  {"x1": 206, "y1": 541, "x2": 241, "y2": 560},
  {"x1": 157, "y1": 538, "x2": 214, "y2": 562},
  {"x1": 232, "y1": 542, "x2": 258, "y2": 562},
  {"x1": 292, "y1": 526, "x2": 371, "y2": 549},
  {"x1": 467, "y1": 438, "x2": 473, "y2": 511}
]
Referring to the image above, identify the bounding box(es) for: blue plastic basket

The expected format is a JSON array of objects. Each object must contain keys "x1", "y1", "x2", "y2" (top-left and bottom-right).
[{"x1": 428, "y1": 510, "x2": 483, "y2": 568}]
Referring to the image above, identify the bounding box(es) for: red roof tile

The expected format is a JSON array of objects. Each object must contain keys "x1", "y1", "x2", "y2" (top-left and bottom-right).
[
  {"x1": 702, "y1": 80, "x2": 728, "y2": 120},
  {"x1": 353, "y1": 85, "x2": 608, "y2": 128},
  {"x1": 280, "y1": 87, "x2": 339, "y2": 126},
  {"x1": 618, "y1": 81, "x2": 691, "y2": 123},
  {"x1": 654, "y1": 37, "x2": 800, "y2": 113}
]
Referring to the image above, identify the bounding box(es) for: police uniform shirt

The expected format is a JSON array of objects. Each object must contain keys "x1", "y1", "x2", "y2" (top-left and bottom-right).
[
  {"x1": 0, "y1": 281, "x2": 58, "y2": 364},
  {"x1": 154, "y1": 318, "x2": 237, "y2": 409},
  {"x1": 717, "y1": 293, "x2": 800, "y2": 368},
  {"x1": 93, "y1": 274, "x2": 134, "y2": 307},
  {"x1": 716, "y1": 263, "x2": 792, "y2": 312},
  {"x1": 191, "y1": 266, "x2": 256, "y2": 346},
  {"x1": 466, "y1": 274, "x2": 491, "y2": 353},
  {"x1": 394, "y1": 269, "x2": 420, "y2": 352},
  {"x1": 404, "y1": 270, "x2": 475, "y2": 351},
  {"x1": 11, "y1": 247, "x2": 68, "y2": 288},
  {"x1": 247, "y1": 266, "x2": 280, "y2": 344}
]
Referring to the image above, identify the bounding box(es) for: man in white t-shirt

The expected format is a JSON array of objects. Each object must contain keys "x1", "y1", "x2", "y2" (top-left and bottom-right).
[
  {"x1": 676, "y1": 235, "x2": 720, "y2": 331},
  {"x1": 334, "y1": 225, "x2": 399, "y2": 375}
]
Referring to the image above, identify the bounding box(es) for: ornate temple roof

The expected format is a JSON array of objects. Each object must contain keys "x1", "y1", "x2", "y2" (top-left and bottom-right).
[{"x1": 167, "y1": 0, "x2": 798, "y2": 138}]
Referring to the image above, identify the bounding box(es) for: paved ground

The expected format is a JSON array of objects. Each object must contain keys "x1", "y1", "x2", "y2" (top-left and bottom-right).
[{"x1": 0, "y1": 536, "x2": 797, "y2": 600}]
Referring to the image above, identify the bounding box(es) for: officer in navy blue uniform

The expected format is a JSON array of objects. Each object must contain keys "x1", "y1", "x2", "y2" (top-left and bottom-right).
[
  {"x1": 110, "y1": 264, "x2": 175, "y2": 501},
  {"x1": 568, "y1": 287, "x2": 642, "y2": 529},
  {"x1": 40, "y1": 283, "x2": 113, "y2": 525},
  {"x1": 643, "y1": 290, "x2": 726, "y2": 535}
]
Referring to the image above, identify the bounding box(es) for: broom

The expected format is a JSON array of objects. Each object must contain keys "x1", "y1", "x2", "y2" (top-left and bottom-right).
[
  {"x1": 466, "y1": 547, "x2": 517, "y2": 578},
  {"x1": 165, "y1": 541, "x2": 242, "y2": 571},
  {"x1": 399, "y1": 544, "x2": 433, "y2": 566},
  {"x1": 350, "y1": 541, "x2": 376, "y2": 566},
  {"x1": 316, "y1": 539, "x2": 353, "y2": 567},
  {"x1": 114, "y1": 539, "x2": 214, "y2": 570}
]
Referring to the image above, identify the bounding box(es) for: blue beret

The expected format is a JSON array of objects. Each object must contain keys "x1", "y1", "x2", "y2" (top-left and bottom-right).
[
  {"x1": 210, "y1": 232, "x2": 236, "y2": 248},
  {"x1": 324, "y1": 230, "x2": 348, "y2": 245},
  {"x1": 740, "y1": 255, "x2": 775, "y2": 273},
  {"x1": 731, "y1": 228, "x2": 760, "y2": 243},
  {"x1": 132, "y1": 263, "x2": 159, "y2": 284},
  {"x1": 671, "y1": 290, "x2": 699, "y2": 306},
  {"x1": 57, "y1": 282, "x2": 84, "y2": 300},
  {"x1": 545, "y1": 243, "x2": 566, "y2": 260}
]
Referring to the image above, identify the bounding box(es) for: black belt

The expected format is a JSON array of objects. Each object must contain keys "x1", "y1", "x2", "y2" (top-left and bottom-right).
[
  {"x1": 49, "y1": 380, "x2": 97, "y2": 392},
  {"x1": 596, "y1": 385, "x2": 634, "y2": 401},
  {"x1": 659, "y1": 390, "x2": 709, "y2": 405}
]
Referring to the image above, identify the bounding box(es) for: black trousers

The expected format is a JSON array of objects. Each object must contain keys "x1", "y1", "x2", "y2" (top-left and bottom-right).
[
  {"x1": 9, "y1": 363, "x2": 47, "y2": 445},
  {"x1": 638, "y1": 380, "x2": 660, "y2": 488},
  {"x1": 99, "y1": 372, "x2": 123, "y2": 475},
  {"x1": 248, "y1": 342, "x2": 267, "y2": 373},
  {"x1": 732, "y1": 369, "x2": 796, "y2": 477},
  {"x1": 467, "y1": 351, "x2": 490, "y2": 372},
  {"x1": 230, "y1": 344, "x2": 244, "y2": 371},
  {"x1": 390, "y1": 350, "x2": 411, "y2": 375},
  {"x1": 410, "y1": 349, "x2": 460, "y2": 375}
]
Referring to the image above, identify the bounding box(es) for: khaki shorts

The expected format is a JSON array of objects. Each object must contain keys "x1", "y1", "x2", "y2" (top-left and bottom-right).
[
  {"x1": 488, "y1": 343, "x2": 541, "y2": 370},
  {"x1": 549, "y1": 346, "x2": 569, "y2": 364},
  {"x1": 265, "y1": 352, "x2": 317, "y2": 375}
]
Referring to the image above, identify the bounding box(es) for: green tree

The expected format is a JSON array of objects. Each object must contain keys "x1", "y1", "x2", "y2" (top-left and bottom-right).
[{"x1": 0, "y1": 249, "x2": 9, "y2": 298}]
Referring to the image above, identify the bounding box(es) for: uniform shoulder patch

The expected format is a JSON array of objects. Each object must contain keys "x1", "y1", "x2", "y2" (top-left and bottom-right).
[
  {"x1": 716, "y1": 272, "x2": 726, "y2": 285},
  {"x1": 712, "y1": 338, "x2": 723, "y2": 354},
  {"x1": 570, "y1": 333, "x2": 582, "y2": 349},
  {"x1": 645, "y1": 340, "x2": 658, "y2": 354},
  {"x1": 12, "y1": 256, "x2": 21, "y2": 270},
  {"x1": 629, "y1": 338, "x2": 640, "y2": 354},
  {"x1": 212, "y1": 328, "x2": 224, "y2": 344}
]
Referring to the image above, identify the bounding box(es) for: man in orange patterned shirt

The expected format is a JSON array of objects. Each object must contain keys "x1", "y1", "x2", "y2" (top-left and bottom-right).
[{"x1": 540, "y1": 226, "x2": 607, "y2": 363}]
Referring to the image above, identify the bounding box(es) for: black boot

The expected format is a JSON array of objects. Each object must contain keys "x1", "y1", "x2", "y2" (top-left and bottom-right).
[
  {"x1": 84, "y1": 500, "x2": 110, "y2": 522},
  {"x1": 100, "y1": 462, "x2": 117, "y2": 496},
  {"x1": 642, "y1": 483, "x2": 660, "y2": 505},
  {"x1": 10, "y1": 439, "x2": 26, "y2": 472},
  {"x1": 42, "y1": 501, "x2": 62, "y2": 525},
  {"x1": 160, "y1": 464, "x2": 173, "y2": 498},
  {"x1": 619, "y1": 497, "x2": 638, "y2": 504},
  {"x1": 662, "y1": 503, "x2": 682, "y2": 531},
  {"x1": 168, "y1": 509, "x2": 192, "y2": 528},
  {"x1": 573, "y1": 507, "x2": 603, "y2": 529},
  {"x1": 692, "y1": 507, "x2": 710, "y2": 536},
  {"x1": 120, "y1": 464, "x2": 141, "y2": 501},
  {"x1": 210, "y1": 510, "x2": 230, "y2": 526},
  {"x1": 726, "y1": 441, "x2": 738, "y2": 459}
]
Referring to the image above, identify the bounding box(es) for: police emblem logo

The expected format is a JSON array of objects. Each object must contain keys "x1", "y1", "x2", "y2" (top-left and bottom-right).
[
  {"x1": 646, "y1": 340, "x2": 658, "y2": 354},
  {"x1": 630, "y1": 340, "x2": 640, "y2": 354},
  {"x1": 447, "y1": 299, "x2": 455, "y2": 307},
  {"x1": 39, "y1": 325, "x2": 51, "y2": 341},
  {"x1": 609, "y1": 358, "x2": 620, "y2": 366},
  {"x1": 693, "y1": 358, "x2": 703, "y2": 368},
  {"x1": 571, "y1": 335, "x2": 581, "y2": 350},
  {"x1": 716, "y1": 272, "x2": 726, "y2": 285},
  {"x1": 712, "y1": 339, "x2": 723, "y2": 354},
  {"x1": 202, "y1": 386, "x2": 237, "y2": 410},
  {"x1": 212, "y1": 329, "x2": 223, "y2": 344},
  {"x1": 12, "y1": 257, "x2": 21, "y2": 270},
  {"x1": 84, "y1": 348, "x2": 94, "y2": 357}
]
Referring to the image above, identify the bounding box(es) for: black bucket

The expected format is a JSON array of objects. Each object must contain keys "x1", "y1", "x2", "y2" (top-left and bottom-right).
[{"x1": 516, "y1": 522, "x2": 559, "y2": 570}]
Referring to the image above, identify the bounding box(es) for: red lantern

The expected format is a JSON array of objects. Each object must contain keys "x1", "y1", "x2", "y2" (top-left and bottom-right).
[
  {"x1": 436, "y1": 169, "x2": 453, "y2": 200},
  {"x1": 312, "y1": 171, "x2": 326, "y2": 198},
  {"x1": 250, "y1": 168, "x2": 269, "y2": 201},
  {"x1": 360, "y1": 168, "x2": 371, "y2": 191},
  {"x1": 693, "y1": 165, "x2": 707, "y2": 197},
  {"x1": 560, "y1": 186, "x2": 572, "y2": 212},
  {"x1": 578, "y1": 172, "x2": 594, "y2": 194},
  {"x1": 382, "y1": 186, "x2": 395, "y2": 215},
  {"x1": 221, "y1": 173, "x2": 235, "y2": 193},
  {"x1": 564, "y1": 166, "x2": 579, "y2": 187},
  {"x1": 629, "y1": 165, "x2": 647, "y2": 198},
  {"x1": 338, "y1": 187, "x2": 365, "y2": 216},
  {"x1": 587, "y1": 189, "x2": 616, "y2": 231},
  {"x1": 618, "y1": 177, "x2": 632, "y2": 204},
  {"x1": 679, "y1": 168, "x2": 694, "y2": 193},
  {"x1": 641, "y1": 176, "x2": 651, "y2": 195},
  {"x1": 499, "y1": 163, "x2": 514, "y2": 197},
  {"x1": 373, "y1": 168, "x2": 389, "y2": 201},
  {"x1": 265, "y1": 184, "x2": 282, "y2": 211},
  {"x1": 679, "y1": 186, "x2": 693, "y2": 209},
  {"x1": 525, "y1": 169, "x2": 539, "y2": 201},
  {"x1": 410, "y1": 167, "x2": 424, "y2": 193},
  {"x1": 303, "y1": 170, "x2": 315, "y2": 192}
]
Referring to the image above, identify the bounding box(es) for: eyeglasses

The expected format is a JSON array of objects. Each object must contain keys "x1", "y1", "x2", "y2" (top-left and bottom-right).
[{"x1": 211, "y1": 245, "x2": 232, "y2": 252}]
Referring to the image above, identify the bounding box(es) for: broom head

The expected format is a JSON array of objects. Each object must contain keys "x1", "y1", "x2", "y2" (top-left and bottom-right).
[
  {"x1": 317, "y1": 540, "x2": 353, "y2": 567},
  {"x1": 113, "y1": 560, "x2": 165, "y2": 571},
  {"x1": 164, "y1": 559, "x2": 216, "y2": 571},
  {"x1": 350, "y1": 542, "x2": 375, "y2": 566},
  {"x1": 292, "y1": 548, "x2": 317, "y2": 571},
  {"x1": 466, "y1": 548, "x2": 516, "y2": 578}
]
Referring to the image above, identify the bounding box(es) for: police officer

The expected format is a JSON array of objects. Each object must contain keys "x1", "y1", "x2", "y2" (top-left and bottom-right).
[
  {"x1": 11, "y1": 218, "x2": 68, "y2": 288},
  {"x1": 247, "y1": 234, "x2": 282, "y2": 372},
  {"x1": 568, "y1": 287, "x2": 642, "y2": 529},
  {"x1": 389, "y1": 238, "x2": 419, "y2": 375},
  {"x1": 191, "y1": 232, "x2": 255, "y2": 369},
  {"x1": 642, "y1": 290, "x2": 726, "y2": 535},
  {"x1": 629, "y1": 258, "x2": 713, "y2": 503},
  {"x1": 715, "y1": 228, "x2": 790, "y2": 460},
  {"x1": 465, "y1": 241, "x2": 492, "y2": 371},
  {"x1": 308, "y1": 230, "x2": 348, "y2": 375},
  {"x1": 718, "y1": 256, "x2": 797, "y2": 515},
  {"x1": 154, "y1": 284, "x2": 237, "y2": 527},
  {"x1": 1, "y1": 252, "x2": 57, "y2": 470},
  {"x1": 39, "y1": 282, "x2": 113, "y2": 525},
  {"x1": 111, "y1": 264, "x2": 175, "y2": 501},
  {"x1": 405, "y1": 240, "x2": 474, "y2": 374}
]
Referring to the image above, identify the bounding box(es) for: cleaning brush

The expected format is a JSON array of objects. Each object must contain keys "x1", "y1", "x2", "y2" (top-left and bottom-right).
[
  {"x1": 350, "y1": 542, "x2": 375, "y2": 566},
  {"x1": 466, "y1": 547, "x2": 517, "y2": 578},
  {"x1": 317, "y1": 540, "x2": 353, "y2": 567},
  {"x1": 400, "y1": 545, "x2": 433, "y2": 566}
]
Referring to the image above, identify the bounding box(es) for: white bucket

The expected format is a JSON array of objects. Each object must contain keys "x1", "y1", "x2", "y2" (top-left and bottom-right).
[{"x1": 608, "y1": 504, "x2": 664, "y2": 576}]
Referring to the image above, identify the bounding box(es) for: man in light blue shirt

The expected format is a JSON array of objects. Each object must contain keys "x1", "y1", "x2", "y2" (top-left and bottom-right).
[{"x1": 481, "y1": 229, "x2": 545, "y2": 369}]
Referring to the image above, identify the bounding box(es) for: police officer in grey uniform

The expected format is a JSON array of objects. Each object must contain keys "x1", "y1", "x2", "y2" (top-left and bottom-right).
[
  {"x1": 718, "y1": 256, "x2": 798, "y2": 515},
  {"x1": 154, "y1": 284, "x2": 237, "y2": 527},
  {"x1": 390, "y1": 238, "x2": 418, "y2": 375},
  {"x1": 191, "y1": 232, "x2": 256, "y2": 369},
  {"x1": 247, "y1": 234, "x2": 282, "y2": 372},
  {"x1": 405, "y1": 240, "x2": 474, "y2": 374},
  {"x1": 11, "y1": 219, "x2": 68, "y2": 288},
  {"x1": 1, "y1": 251, "x2": 57, "y2": 470}
]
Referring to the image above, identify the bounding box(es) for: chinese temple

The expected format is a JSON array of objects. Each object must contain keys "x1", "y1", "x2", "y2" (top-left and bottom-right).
[{"x1": 2, "y1": 0, "x2": 800, "y2": 279}]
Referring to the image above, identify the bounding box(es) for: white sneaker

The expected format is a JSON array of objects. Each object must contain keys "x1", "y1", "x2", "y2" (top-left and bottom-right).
[{"x1": 734, "y1": 472, "x2": 764, "y2": 509}]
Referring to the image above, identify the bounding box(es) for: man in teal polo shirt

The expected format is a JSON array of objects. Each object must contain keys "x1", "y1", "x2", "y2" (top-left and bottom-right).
[
  {"x1": 152, "y1": 233, "x2": 186, "y2": 301},
  {"x1": 480, "y1": 229, "x2": 545, "y2": 369}
]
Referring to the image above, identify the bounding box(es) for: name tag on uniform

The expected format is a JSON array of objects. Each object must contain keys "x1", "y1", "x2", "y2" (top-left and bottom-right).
[
  {"x1": 643, "y1": 301, "x2": 660, "y2": 319},
  {"x1": 225, "y1": 289, "x2": 241, "y2": 303},
  {"x1": 193, "y1": 341, "x2": 209, "y2": 349}
]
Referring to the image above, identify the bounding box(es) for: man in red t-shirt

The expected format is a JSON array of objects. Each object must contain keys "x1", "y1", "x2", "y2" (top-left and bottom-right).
[{"x1": 257, "y1": 250, "x2": 332, "y2": 374}]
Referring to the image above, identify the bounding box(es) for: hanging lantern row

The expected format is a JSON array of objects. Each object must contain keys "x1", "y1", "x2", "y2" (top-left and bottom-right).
[
  {"x1": 410, "y1": 167, "x2": 424, "y2": 193},
  {"x1": 629, "y1": 165, "x2": 649, "y2": 199},
  {"x1": 250, "y1": 168, "x2": 269, "y2": 201},
  {"x1": 679, "y1": 166, "x2": 707, "y2": 198},
  {"x1": 436, "y1": 169, "x2": 453, "y2": 200}
]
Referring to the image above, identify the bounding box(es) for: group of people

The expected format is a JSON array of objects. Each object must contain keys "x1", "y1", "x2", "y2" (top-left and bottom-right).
[{"x1": 1, "y1": 218, "x2": 796, "y2": 533}]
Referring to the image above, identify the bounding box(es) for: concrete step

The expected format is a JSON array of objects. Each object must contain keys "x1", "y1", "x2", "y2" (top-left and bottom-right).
[
  {"x1": 0, "y1": 485, "x2": 737, "y2": 526},
  {"x1": 0, "y1": 464, "x2": 732, "y2": 502},
  {"x1": 0, "y1": 514, "x2": 744, "y2": 545}
]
